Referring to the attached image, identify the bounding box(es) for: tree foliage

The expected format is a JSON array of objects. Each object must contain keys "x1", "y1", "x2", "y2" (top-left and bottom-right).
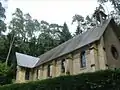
[
  {"x1": 0, "y1": 2, "x2": 6, "y2": 35},
  {"x1": 98, "y1": 0, "x2": 120, "y2": 13},
  {"x1": 71, "y1": 4, "x2": 108, "y2": 36},
  {"x1": 58, "y1": 22, "x2": 72, "y2": 43},
  {"x1": 98, "y1": 0, "x2": 120, "y2": 24},
  {"x1": 6, "y1": 8, "x2": 73, "y2": 62},
  {"x1": 72, "y1": 14, "x2": 84, "y2": 35},
  {"x1": 0, "y1": 6, "x2": 73, "y2": 84},
  {"x1": 0, "y1": 2, "x2": 7, "y2": 63},
  {"x1": 0, "y1": 61, "x2": 12, "y2": 85},
  {"x1": 0, "y1": 62, "x2": 10, "y2": 76}
]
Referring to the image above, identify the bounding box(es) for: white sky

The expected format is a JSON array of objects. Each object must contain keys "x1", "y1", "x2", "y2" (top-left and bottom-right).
[{"x1": 5, "y1": 0, "x2": 99, "y2": 33}]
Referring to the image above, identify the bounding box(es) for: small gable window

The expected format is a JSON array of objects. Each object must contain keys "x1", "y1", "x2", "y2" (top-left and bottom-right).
[
  {"x1": 61, "y1": 59, "x2": 65, "y2": 73},
  {"x1": 111, "y1": 45, "x2": 119, "y2": 60},
  {"x1": 25, "y1": 68, "x2": 30, "y2": 80},
  {"x1": 80, "y1": 51, "x2": 86, "y2": 68}
]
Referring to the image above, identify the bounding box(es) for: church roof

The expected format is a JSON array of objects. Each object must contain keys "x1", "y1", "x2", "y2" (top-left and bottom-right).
[
  {"x1": 16, "y1": 52, "x2": 39, "y2": 68},
  {"x1": 16, "y1": 18, "x2": 114, "y2": 68},
  {"x1": 35, "y1": 18, "x2": 112, "y2": 67}
]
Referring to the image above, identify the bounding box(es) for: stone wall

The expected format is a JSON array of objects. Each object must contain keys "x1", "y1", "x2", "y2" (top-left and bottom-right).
[
  {"x1": 16, "y1": 24, "x2": 120, "y2": 82},
  {"x1": 104, "y1": 25, "x2": 120, "y2": 69},
  {"x1": 16, "y1": 66, "x2": 26, "y2": 83},
  {"x1": 16, "y1": 42, "x2": 107, "y2": 82},
  {"x1": 36, "y1": 44, "x2": 104, "y2": 80}
]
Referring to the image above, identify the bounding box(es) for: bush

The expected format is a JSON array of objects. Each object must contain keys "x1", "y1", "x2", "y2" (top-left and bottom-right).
[
  {"x1": 0, "y1": 62, "x2": 12, "y2": 85},
  {"x1": 0, "y1": 62, "x2": 10, "y2": 76},
  {"x1": 0, "y1": 70, "x2": 120, "y2": 90}
]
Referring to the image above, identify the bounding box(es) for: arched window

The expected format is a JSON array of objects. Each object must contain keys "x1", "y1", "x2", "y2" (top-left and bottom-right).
[
  {"x1": 111, "y1": 45, "x2": 119, "y2": 60},
  {"x1": 80, "y1": 51, "x2": 86, "y2": 68},
  {"x1": 36, "y1": 69, "x2": 39, "y2": 79},
  {"x1": 61, "y1": 59, "x2": 65, "y2": 73},
  {"x1": 25, "y1": 68, "x2": 30, "y2": 80},
  {"x1": 47, "y1": 64, "x2": 51, "y2": 77}
]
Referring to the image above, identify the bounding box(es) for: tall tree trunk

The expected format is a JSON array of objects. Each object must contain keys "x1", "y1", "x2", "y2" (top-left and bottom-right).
[{"x1": 5, "y1": 35, "x2": 15, "y2": 66}]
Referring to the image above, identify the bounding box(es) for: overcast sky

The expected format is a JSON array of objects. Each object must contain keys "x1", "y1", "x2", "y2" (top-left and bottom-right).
[{"x1": 5, "y1": 0, "x2": 103, "y2": 33}]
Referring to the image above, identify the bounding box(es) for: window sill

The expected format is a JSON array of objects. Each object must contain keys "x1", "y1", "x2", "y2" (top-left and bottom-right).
[{"x1": 80, "y1": 67, "x2": 87, "y2": 70}]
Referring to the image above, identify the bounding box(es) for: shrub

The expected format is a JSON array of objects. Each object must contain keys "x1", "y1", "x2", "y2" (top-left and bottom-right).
[
  {"x1": 0, "y1": 69, "x2": 120, "y2": 90},
  {"x1": 0, "y1": 62, "x2": 12, "y2": 85}
]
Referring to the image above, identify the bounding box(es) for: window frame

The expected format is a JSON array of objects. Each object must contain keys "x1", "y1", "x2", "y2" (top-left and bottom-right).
[
  {"x1": 36, "y1": 69, "x2": 39, "y2": 79},
  {"x1": 25, "y1": 68, "x2": 30, "y2": 80},
  {"x1": 111, "y1": 45, "x2": 119, "y2": 60},
  {"x1": 47, "y1": 64, "x2": 52, "y2": 77},
  {"x1": 61, "y1": 59, "x2": 65, "y2": 73},
  {"x1": 80, "y1": 51, "x2": 86, "y2": 68}
]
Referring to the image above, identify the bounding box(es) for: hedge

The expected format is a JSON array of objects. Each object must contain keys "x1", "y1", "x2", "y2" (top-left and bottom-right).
[
  {"x1": 0, "y1": 61, "x2": 13, "y2": 85},
  {"x1": 0, "y1": 69, "x2": 120, "y2": 90},
  {"x1": 0, "y1": 76, "x2": 12, "y2": 85}
]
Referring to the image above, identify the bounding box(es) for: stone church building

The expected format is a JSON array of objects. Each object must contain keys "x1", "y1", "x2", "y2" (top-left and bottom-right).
[{"x1": 16, "y1": 18, "x2": 120, "y2": 83}]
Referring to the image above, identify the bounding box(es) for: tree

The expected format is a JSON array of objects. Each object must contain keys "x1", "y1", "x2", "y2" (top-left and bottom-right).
[
  {"x1": 84, "y1": 4, "x2": 107, "y2": 29},
  {"x1": 98, "y1": 0, "x2": 120, "y2": 24},
  {"x1": 7, "y1": 8, "x2": 72, "y2": 64},
  {"x1": 98, "y1": 0, "x2": 120, "y2": 13},
  {"x1": 37, "y1": 21, "x2": 59, "y2": 53},
  {"x1": 72, "y1": 14, "x2": 84, "y2": 35},
  {"x1": 85, "y1": 15, "x2": 96, "y2": 29},
  {"x1": 0, "y1": 2, "x2": 7, "y2": 64},
  {"x1": 0, "y1": 61, "x2": 12, "y2": 85},
  {"x1": 36, "y1": 21, "x2": 71, "y2": 54},
  {"x1": 0, "y1": 61, "x2": 10, "y2": 76},
  {"x1": 49, "y1": 23, "x2": 63, "y2": 46},
  {"x1": 49, "y1": 23, "x2": 61, "y2": 40},
  {"x1": 38, "y1": 20, "x2": 52, "y2": 52},
  {"x1": 0, "y1": 35, "x2": 8, "y2": 62},
  {"x1": 24, "y1": 13, "x2": 41, "y2": 56},
  {"x1": 71, "y1": 14, "x2": 94, "y2": 35},
  {"x1": 0, "y1": 2, "x2": 6, "y2": 35},
  {"x1": 58, "y1": 22, "x2": 72, "y2": 43},
  {"x1": 28, "y1": 37, "x2": 37, "y2": 56},
  {"x1": 37, "y1": 32, "x2": 53, "y2": 53},
  {"x1": 9, "y1": 8, "x2": 25, "y2": 38},
  {"x1": 71, "y1": 5, "x2": 107, "y2": 36},
  {"x1": 24, "y1": 13, "x2": 40, "y2": 39},
  {"x1": 6, "y1": 8, "x2": 25, "y2": 66}
]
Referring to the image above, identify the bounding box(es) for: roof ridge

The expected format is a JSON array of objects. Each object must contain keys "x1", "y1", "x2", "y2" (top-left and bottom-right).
[
  {"x1": 38, "y1": 28, "x2": 94, "y2": 58},
  {"x1": 34, "y1": 18, "x2": 112, "y2": 67}
]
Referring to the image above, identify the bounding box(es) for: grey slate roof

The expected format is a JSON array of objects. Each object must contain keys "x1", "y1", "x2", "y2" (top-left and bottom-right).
[
  {"x1": 35, "y1": 18, "x2": 112, "y2": 67},
  {"x1": 16, "y1": 52, "x2": 39, "y2": 68},
  {"x1": 16, "y1": 18, "x2": 113, "y2": 68}
]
